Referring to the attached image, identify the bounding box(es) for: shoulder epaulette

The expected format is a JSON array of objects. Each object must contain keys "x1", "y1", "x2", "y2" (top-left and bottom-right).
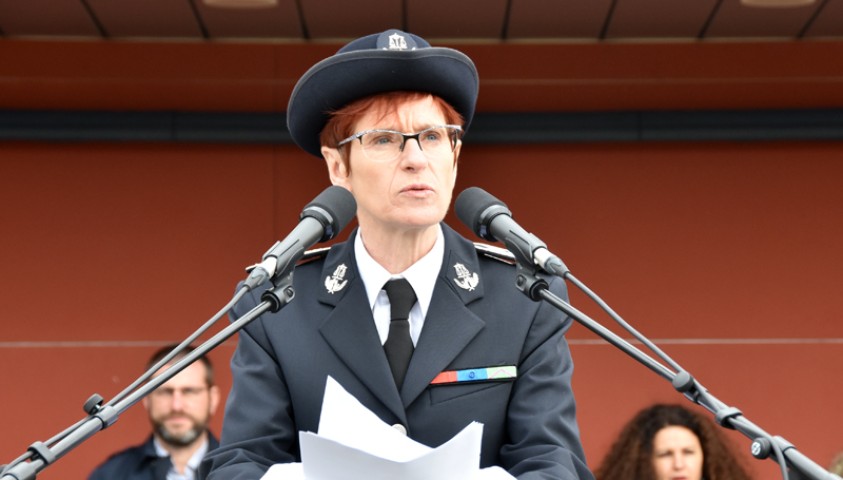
[
  {"x1": 298, "y1": 246, "x2": 331, "y2": 265},
  {"x1": 474, "y1": 242, "x2": 516, "y2": 265},
  {"x1": 301, "y1": 244, "x2": 515, "y2": 266}
]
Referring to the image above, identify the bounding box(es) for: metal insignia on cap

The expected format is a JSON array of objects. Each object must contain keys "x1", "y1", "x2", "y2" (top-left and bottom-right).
[
  {"x1": 325, "y1": 263, "x2": 349, "y2": 294},
  {"x1": 388, "y1": 33, "x2": 408, "y2": 50},
  {"x1": 377, "y1": 30, "x2": 417, "y2": 51},
  {"x1": 453, "y1": 263, "x2": 479, "y2": 291}
]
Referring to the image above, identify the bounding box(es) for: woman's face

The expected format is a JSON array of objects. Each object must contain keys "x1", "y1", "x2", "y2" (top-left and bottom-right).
[
  {"x1": 323, "y1": 95, "x2": 459, "y2": 236},
  {"x1": 651, "y1": 426, "x2": 704, "y2": 480}
]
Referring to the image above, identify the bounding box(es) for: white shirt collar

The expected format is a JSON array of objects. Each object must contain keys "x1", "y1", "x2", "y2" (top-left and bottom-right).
[
  {"x1": 152, "y1": 436, "x2": 209, "y2": 480},
  {"x1": 354, "y1": 225, "x2": 444, "y2": 320}
]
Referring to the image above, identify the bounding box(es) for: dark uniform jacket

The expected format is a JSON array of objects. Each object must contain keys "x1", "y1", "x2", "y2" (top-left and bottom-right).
[
  {"x1": 89, "y1": 432, "x2": 218, "y2": 480},
  {"x1": 201, "y1": 223, "x2": 593, "y2": 480}
]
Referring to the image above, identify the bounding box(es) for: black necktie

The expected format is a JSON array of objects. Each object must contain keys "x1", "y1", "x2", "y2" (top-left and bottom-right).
[{"x1": 383, "y1": 278, "x2": 417, "y2": 390}]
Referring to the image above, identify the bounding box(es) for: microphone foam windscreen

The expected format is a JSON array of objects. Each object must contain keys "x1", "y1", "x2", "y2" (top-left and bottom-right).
[
  {"x1": 455, "y1": 186, "x2": 501, "y2": 238},
  {"x1": 307, "y1": 186, "x2": 357, "y2": 239}
]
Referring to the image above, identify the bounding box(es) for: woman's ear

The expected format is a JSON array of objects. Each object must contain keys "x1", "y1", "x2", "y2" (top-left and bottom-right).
[{"x1": 322, "y1": 147, "x2": 350, "y2": 189}]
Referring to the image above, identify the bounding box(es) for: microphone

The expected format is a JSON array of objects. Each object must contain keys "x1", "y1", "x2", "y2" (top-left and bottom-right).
[
  {"x1": 455, "y1": 187, "x2": 568, "y2": 277},
  {"x1": 245, "y1": 186, "x2": 356, "y2": 289}
]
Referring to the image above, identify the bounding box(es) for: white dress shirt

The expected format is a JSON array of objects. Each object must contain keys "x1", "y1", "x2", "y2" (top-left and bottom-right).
[
  {"x1": 354, "y1": 225, "x2": 445, "y2": 346},
  {"x1": 153, "y1": 436, "x2": 209, "y2": 480}
]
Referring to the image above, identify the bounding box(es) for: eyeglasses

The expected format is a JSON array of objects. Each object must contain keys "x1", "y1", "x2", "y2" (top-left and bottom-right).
[
  {"x1": 336, "y1": 124, "x2": 463, "y2": 162},
  {"x1": 151, "y1": 386, "x2": 208, "y2": 400}
]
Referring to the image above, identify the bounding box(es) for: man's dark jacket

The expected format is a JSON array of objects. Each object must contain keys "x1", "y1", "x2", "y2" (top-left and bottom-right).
[{"x1": 88, "y1": 432, "x2": 218, "y2": 480}]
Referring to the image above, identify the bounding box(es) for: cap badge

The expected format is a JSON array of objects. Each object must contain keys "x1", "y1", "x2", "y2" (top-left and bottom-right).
[
  {"x1": 387, "y1": 33, "x2": 409, "y2": 51},
  {"x1": 453, "y1": 263, "x2": 479, "y2": 291},
  {"x1": 325, "y1": 263, "x2": 349, "y2": 294}
]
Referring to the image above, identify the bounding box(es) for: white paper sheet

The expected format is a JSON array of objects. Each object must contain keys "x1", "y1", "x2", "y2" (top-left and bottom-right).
[
  {"x1": 262, "y1": 462, "x2": 514, "y2": 480},
  {"x1": 259, "y1": 376, "x2": 515, "y2": 480}
]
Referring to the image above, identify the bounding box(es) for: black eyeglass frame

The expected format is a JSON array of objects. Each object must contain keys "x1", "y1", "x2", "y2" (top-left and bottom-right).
[{"x1": 335, "y1": 124, "x2": 464, "y2": 155}]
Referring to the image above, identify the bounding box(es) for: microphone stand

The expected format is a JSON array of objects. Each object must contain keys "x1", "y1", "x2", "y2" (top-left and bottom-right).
[
  {"x1": 0, "y1": 274, "x2": 295, "y2": 480},
  {"x1": 512, "y1": 261, "x2": 840, "y2": 480},
  {"x1": 1, "y1": 185, "x2": 355, "y2": 479}
]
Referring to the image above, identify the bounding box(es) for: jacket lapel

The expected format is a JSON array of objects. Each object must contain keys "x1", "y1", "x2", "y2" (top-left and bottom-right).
[
  {"x1": 400, "y1": 225, "x2": 486, "y2": 406},
  {"x1": 316, "y1": 237, "x2": 407, "y2": 423}
]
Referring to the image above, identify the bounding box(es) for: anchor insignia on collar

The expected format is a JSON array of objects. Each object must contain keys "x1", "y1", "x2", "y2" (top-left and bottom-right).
[
  {"x1": 325, "y1": 263, "x2": 349, "y2": 294},
  {"x1": 453, "y1": 263, "x2": 479, "y2": 291}
]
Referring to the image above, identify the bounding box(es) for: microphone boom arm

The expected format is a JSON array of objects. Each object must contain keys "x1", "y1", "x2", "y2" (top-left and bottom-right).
[
  {"x1": 513, "y1": 261, "x2": 839, "y2": 480},
  {"x1": 1, "y1": 186, "x2": 356, "y2": 479},
  {"x1": 0, "y1": 274, "x2": 295, "y2": 480}
]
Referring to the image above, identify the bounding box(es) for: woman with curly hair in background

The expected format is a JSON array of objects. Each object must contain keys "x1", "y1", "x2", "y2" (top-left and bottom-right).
[{"x1": 595, "y1": 404, "x2": 753, "y2": 480}]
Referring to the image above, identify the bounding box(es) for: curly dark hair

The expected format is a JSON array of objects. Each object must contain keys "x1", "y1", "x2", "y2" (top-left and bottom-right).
[{"x1": 594, "y1": 404, "x2": 753, "y2": 480}]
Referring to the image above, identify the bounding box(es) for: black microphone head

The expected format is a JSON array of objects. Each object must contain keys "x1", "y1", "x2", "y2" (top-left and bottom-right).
[
  {"x1": 302, "y1": 186, "x2": 357, "y2": 242},
  {"x1": 455, "y1": 187, "x2": 512, "y2": 241}
]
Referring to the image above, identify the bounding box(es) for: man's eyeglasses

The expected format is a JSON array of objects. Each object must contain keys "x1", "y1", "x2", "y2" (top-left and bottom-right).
[
  {"x1": 151, "y1": 386, "x2": 208, "y2": 400},
  {"x1": 336, "y1": 125, "x2": 463, "y2": 162}
]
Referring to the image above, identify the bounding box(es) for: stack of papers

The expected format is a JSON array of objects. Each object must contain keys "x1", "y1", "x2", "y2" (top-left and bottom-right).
[{"x1": 260, "y1": 376, "x2": 514, "y2": 480}]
